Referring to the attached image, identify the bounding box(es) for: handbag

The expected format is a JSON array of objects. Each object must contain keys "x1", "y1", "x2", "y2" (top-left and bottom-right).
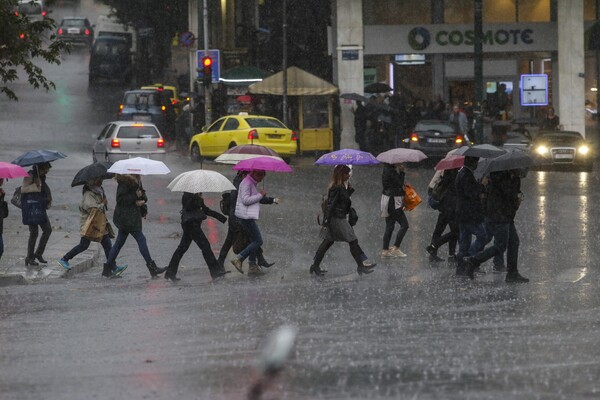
[
  {"x1": 348, "y1": 207, "x2": 358, "y2": 226},
  {"x1": 80, "y1": 208, "x2": 107, "y2": 242},
  {"x1": 21, "y1": 192, "x2": 47, "y2": 226},
  {"x1": 11, "y1": 187, "x2": 22, "y2": 209},
  {"x1": 0, "y1": 200, "x2": 8, "y2": 218},
  {"x1": 403, "y1": 184, "x2": 422, "y2": 211}
]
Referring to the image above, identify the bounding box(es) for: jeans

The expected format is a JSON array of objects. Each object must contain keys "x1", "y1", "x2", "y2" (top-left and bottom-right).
[
  {"x1": 238, "y1": 219, "x2": 263, "y2": 263},
  {"x1": 472, "y1": 222, "x2": 520, "y2": 273},
  {"x1": 63, "y1": 235, "x2": 112, "y2": 261},
  {"x1": 106, "y1": 230, "x2": 152, "y2": 267},
  {"x1": 457, "y1": 222, "x2": 488, "y2": 269},
  {"x1": 383, "y1": 207, "x2": 409, "y2": 249},
  {"x1": 167, "y1": 221, "x2": 220, "y2": 277},
  {"x1": 313, "y1": 239, "x2": 364, "y2": 268},
  {"x1": 27, "y1": 219, "x2": 52, "y2": 258}
]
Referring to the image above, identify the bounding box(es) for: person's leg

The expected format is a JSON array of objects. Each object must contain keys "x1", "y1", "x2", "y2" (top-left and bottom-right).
[
  {"x1": 165, "y1": 224, "x2": 193, "y2": 277},
  {"x1": 392, "y1": 209, "x2": 409, "y2": 248},
  {"x1": 505, "y1": 222, "x2": 527, "y2": 282},
  {"x1": 106, "y1": 230, "x2": 128, "y2": 268},
  {"x1": 447, "y1": 218, "x2": 459, "y2": 257},
  {"x1": 217, "y1": 224, "x2": 236, "y2": 266},
  {"x1": 0, "y1": 233, "x2": 3, "y2": 261},
  {"x1": 190, "y1": 227, "x2": 223, "y2": 278},
  {"x1": 456, "y1": 223, "x2": 473, "y2": 275},
  {"x1": 99, "y1": 234, "x2": 112, "y2": 260},
  {"x1": 62, "y1": 237, "x2": 92, "y2": 261},
  {"x1": 381, "y1": 215, "x2": 395, "y2": 256},
  {"x1": 27, "y1": 224, "x2": 39, "y2": 262},
  {"x1": 351, "y1": 240, "x2": 375, "y2": 274},
  {"x1": 34, "y1": 219, "x2": 52, "y2": 260},
  {"x1": 430, "y1": 212, "x2": 447, "y2": 248},
  {"x1": 468, "y1": 223, "x2": 490, "y2": 256},
  {"x1": 236, "y1": 219, "x2": 263, "y2": 262},
  {"x1": 467, "y1": 223, "x2": 508, "y2": 268},
  {"x1": 311, "y1": 239, "x2": 334, "y2": 269},
  {"x1": 130, "y1": 230, "x2": 164, "y2": 277}
]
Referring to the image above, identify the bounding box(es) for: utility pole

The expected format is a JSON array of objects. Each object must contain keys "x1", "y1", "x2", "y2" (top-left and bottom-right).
[
  {"x1": 188, "y1": 0, "x2": 199, "y2": 145},
  {"x1": 282, "y1": 0, "x2": 288, "y2": 126},
  {"x1": 474, "y1": 0, "x2": 484, "y2": 143},
  {"x1": 203, "y1": 0, "x2": 212, "y2": 126}
]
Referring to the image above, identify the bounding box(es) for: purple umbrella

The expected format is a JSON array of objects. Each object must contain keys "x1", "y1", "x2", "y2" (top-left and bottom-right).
[
  {"x1": 314, "y1": 149, "x2": 379, "y2": 166},
  {"x1": 232, "y1": 156, "x2": 293, "y2": 172}
]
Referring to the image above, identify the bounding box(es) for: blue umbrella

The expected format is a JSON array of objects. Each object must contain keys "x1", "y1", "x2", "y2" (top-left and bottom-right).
[
  {"x1": 314, "y1": 149, "x2": 379, "y2": 166},
  {"x1": 12, "y1": 149, "x2": 67, "y2": 167}
]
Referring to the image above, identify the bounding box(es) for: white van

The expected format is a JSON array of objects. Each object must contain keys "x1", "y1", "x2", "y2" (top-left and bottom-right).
[{"x1": 94, "y1": 15, "x2": 136, "y2": 53}]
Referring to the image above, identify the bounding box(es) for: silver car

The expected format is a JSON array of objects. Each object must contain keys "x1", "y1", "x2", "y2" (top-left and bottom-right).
[{"x1": 92, "y1": 121, "x2": 166, "y2": 163}]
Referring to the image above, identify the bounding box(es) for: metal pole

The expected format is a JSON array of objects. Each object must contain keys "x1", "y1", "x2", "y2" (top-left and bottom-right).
[
  {"x1": 203, "y1": 0, "x2": 212, "y2": 126},
  {"x1": 188, "y1": 0, "x2": 198, "y2": 151},
  {"x1": 282, "y1": 0, "x2": 288, "y2": 126},
  {"x1": 474, "y1": 0, "x2": 484, "y2": 143}
]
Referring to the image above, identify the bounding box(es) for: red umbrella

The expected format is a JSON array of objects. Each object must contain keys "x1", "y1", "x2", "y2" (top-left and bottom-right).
[
  {"x1": 0, "y1": 162, "x2": 29, "y2": 179},
  {"x1": 434, "y1": 155, "x2": 465, "y2": 171},
  {"x1": 236, "y1": 95, "x2": 253, "y2": 104}
]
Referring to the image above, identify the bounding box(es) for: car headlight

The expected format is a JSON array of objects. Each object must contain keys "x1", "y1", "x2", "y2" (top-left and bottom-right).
[
  {"x1": 535, "y1": 145, "x2": 548, "y2": 155},
  {"x1": 578, "y1": 145, "x2": 590, "y2": 155}
]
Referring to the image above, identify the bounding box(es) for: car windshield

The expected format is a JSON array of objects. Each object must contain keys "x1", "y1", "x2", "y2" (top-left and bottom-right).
[
  {"x1": 415, "y1": 122, "x2": 454, "y2": 133},
  {"x1": 538, "y1": 132, "x2": 583, "y2": 145},
  {"x1": 245, "y1": 118, "x2": 286, "y2": 129},
  {"x1": 93, "y1": 40, "x2": 128, "y2": 57},
  {"x1": 117, "y1": 126, "x2": 159, "y2": 138},
  {"x1": 123, "y1": 93, "x2": 160, "y2": 107}
]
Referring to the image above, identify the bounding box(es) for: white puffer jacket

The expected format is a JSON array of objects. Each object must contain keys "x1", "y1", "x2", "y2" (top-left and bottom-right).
[{"x1": 235, "y1": 175, "x2": 263, "y2": 220}]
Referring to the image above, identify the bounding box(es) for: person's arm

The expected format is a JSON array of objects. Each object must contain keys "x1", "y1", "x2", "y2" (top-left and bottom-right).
[{"x1": 239, "y1": 180, "x2": 263, "y2": 206}]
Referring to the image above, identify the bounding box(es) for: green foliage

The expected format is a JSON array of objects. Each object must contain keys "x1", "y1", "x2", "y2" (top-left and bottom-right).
[{"x1": 0, "y1": 0, "x2": 68, "y2": 101}]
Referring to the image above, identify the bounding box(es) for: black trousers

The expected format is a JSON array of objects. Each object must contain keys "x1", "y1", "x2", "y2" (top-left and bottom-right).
[
  {"x1": 313, "y1": 239, "x2": 364, "y2": 268},
  {"x1": 167, "y1": 221, "x2": 221, "y2": 278},
  {"x1": 430, "y1": 211, "x2": 458, "y2": 255},
  {"x1": 27, "y1": 219, "x2": 52, "y2": 258}
]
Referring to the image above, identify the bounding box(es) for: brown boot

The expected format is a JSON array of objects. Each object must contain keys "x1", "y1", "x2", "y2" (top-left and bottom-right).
[{"x1": 247, "y1": 263, "x2": 265, "y2": 276}]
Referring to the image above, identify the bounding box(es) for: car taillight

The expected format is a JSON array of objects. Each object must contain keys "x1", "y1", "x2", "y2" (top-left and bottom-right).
[
  {"x1": 291, "y1": 131, "x2": 297, "y2": 141},
  {"x1": 455, "y1": 135, "x2": 464, "y2": 144},
  {"x1": 84, "y1": 29, "x2": 91, "y2": 36},
  {"x1": 171, "y1": 99, "x2": 179, "y2": 106},
  {"x1": 157, "y1": 138, "x2": 165, "y2": 148},
  {"x1": 248, "y1": 129, "x2": 258, "y2": 140},
  {"x1": 410, "y1": 133, "x2": 419, "y2": 142},
  {"x1": 14, "y1": 11, "x2": 19, "y2": 16},
  {"x1": 19, "y1": 33, "x2": 26, "y2": 40},
  {"x1": 111, "y1": 139, "x2": 120, "y2": 148},
  {"x1": 119, "y1": 104, "x2": 123, "y2": 111},
  {"x1": 42, "y1": 11, "x2": 47, "y2": 17},
  {"x1": 58, "y1": 28, "x2": 64, "y2": 35}
]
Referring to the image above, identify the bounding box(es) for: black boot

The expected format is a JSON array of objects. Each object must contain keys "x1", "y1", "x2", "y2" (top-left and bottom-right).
[
  {"x1": 506, "y1": 272, "x2": 529, "y2": 283},
  {"x1": 102, "y1": 263, "x2": 113, "y2": 277},
  {"x1": 309, "y1": 264, "x2": 326, "y2": 276},
  {"x1": 147, "y1": 260, "x2": 166, "y2": 278},
  {"x1": 164, "y1": 267, "x2": 180, "y2": 281}
]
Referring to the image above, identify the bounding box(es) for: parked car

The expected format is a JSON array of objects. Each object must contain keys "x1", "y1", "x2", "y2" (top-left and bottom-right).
[
  {"x1": 14, "y1": 0, "x2": 49, "y2": 22},
  {"x1": 404, "y1": 120, "x2": 466, "y2": 157},
  {"x1": 531, "y1": 130, "x2": 593, "y2": 172},
  {"x1": 56, "y1": 17, "x2": 93, "y2": 47},
  {"x1": 117, "y1": 89, "x2": 173, "y2": 139},
  {"x1": 92, "y1": 121, "x2": 166, "y2": 163},
  {"x1": 189, "y1": 114, "x2": 297, "y2": 162},
  {"x1": 88, "y1": 36, "x2": 131, "y2": 85}
]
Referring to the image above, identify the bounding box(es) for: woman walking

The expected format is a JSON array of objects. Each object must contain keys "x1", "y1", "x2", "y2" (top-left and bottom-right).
[
  {"x1": 57, "y1": 178, "x2": 126, "y2": 277},
  {"x1": 21, "y1": 162, "x2": 52, "y2": 266},
  {"x1": 380, "y1": 163, "x2": 409, "y2": 258},
  {"x1": 309, "y1": 165, "x2": 376, "y2": 276},
  {"x1": 105, "y1": 174, "x2": 164, "y2": 278},
  {"x1": 164, "y1": 192, "x2": 228, "y2": 281}
]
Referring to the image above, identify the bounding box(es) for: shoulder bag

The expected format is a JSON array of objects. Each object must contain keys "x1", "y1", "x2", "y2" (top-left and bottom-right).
[
  {"x1": 21, "y1": 192, "x2": 47, "y2": 225},
  {"x1": 80, "y1": 208, "x2": 107, "y2": 242},
  {"x1": 11, "y1": 187, "x2": 22, "y2": 209}
]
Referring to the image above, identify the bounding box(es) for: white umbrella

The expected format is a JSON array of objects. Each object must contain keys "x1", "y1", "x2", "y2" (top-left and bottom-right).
[
  {"x1": 376, "y1": 148, "x2": 427, "y2": 164},
  {"x1": 167, "y1": 170, "x2": 235, "y2": 193},
  {"x1": 214, "y1": 153, "x2": 284, "y2": 165},
  {"x1": 107, "y1": 157, "x2": 170, "y2": 175}
]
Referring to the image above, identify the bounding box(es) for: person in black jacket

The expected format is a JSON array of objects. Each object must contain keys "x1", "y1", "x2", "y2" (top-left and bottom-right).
[
  {"x1": 463, "y1": 170, "x2": 529, "y2": 282},
  {"x1": 309, "y1": 165, "x2": 376, "y2": 276},
  {"x1": 164, "y1": 192, "x2": 229, "y2": 281},
  {"x1": 455, "y1": 156, "x2": 489, "y2": 276},
  {"x1": 426, "y1": 167, "x2": 459, "y2": 262},
  {"x1": 380, "y1": 163, "x2": 409, "y2": 258}
]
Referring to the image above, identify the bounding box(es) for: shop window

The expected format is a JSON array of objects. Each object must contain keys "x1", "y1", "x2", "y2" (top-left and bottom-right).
[{"x1": 444, "y1": 0, "x2": 551, "y2": 24}]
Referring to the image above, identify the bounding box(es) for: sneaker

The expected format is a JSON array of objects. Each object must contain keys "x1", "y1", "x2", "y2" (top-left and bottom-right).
[
  {"x1": 112, "y1": 264, "x2": 128, "y2": 278},
  {"x1": 389, "y1": 246, "x2": 407, "y2": 258},
  {"x1": 57, "y1": 258, "x2": 71, "y2": 270},
  {"x1": 492, "y1": 264, "x2": 506, "y2": 273},
  {"x1": 231, "y1": 258, "x2": 244, "y2": 274},
  {"x1": 505, "y1": 273, "x2": 529, "y2": 283},
  {"x1": 381, "y1": 249, "x2": 395, "y2": 258},
  {"x1": 248, "y1": 264, "x2": 266, "y2": 276}
]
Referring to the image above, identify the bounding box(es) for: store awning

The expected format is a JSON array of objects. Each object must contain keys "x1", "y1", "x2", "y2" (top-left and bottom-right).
[
  {"x1": 219, "y1": 65, "x2": 271, "y2": 86},
  {"x1": 248, "y1": 66, "x2": 338, "y2": 96}
]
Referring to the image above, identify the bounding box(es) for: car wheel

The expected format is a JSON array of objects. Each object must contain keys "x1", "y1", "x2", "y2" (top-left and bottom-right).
[
  {"x1": 228, "y1": 142, "x2": 237, "y2": 149},
  {"x1": 190, "y1": 144, "x2": 202, "y2": 162}
]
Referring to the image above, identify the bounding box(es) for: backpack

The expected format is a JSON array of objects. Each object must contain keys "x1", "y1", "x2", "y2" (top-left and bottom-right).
[
  {"x1": 220, "y1": 192, "x2": 231, "y2": 215},
  {"x1": 431, "y1": 175, "x2": 451, "y2": 202}
]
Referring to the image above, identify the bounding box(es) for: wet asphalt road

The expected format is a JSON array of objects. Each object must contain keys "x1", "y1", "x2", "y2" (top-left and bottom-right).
[{"x1": 1, "y1": 2, "x2": 600, "y2": 398}]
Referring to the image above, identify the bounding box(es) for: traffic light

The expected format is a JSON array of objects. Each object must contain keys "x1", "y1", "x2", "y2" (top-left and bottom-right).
[{"x1": 201, "y1": 56, "x2": 213, "y2": 87}]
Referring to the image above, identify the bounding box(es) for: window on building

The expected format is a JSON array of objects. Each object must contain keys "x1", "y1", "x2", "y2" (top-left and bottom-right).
[
  {"x1": 363, "y1": 0, "x2": 431, "y2": 25},
  {"x1": 445, "y1": 0, "x2": 551, "y2": 23}
]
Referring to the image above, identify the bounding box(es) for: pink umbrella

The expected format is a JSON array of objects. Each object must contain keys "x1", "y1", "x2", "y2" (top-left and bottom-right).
[
  {"x1": 434, "y1": 155, "x2": 465, "y2": 171},
  {"x1": 0, "y1": 162, "x2": 29, "y2": 179},
  {"x1": 232, "y1": 156, "x2": 292, "y2": 172}
]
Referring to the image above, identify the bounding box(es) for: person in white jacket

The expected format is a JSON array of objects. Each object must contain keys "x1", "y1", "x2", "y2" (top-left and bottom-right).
[{"x1": 230, "y1": 169, "x2": 279, "y2": 276}]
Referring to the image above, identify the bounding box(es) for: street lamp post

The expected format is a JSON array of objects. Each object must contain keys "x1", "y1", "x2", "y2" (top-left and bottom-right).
[
  {"x1": 474, "y1": 0, "x2": 484, "y2": 144},
  {"x1": 282, "y1": 0, "x2": 288, "y2": 126}
]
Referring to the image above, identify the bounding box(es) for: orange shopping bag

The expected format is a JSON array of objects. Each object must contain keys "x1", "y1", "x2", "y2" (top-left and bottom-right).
[{"x1": 403, "y1": 184, "x2": 422, "y2": 211}]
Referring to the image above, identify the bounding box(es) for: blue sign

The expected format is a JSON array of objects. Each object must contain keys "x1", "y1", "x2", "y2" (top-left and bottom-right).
[
  {"x1": 520, "y1": 74, "x2": 548, "y2": 107},
  {"x1": 197, "y1": 49, "x2": 220, "y2": 83},
  {"x1": 179, "y1": 31, "x2": 195, "y2": 47}
]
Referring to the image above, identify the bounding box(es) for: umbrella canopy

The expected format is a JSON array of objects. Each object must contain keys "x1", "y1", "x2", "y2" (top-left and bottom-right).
[
  {"x1": 376, "y1": 148, "x2": 427, "y2": 164},
  {"x1": 107, "y1": 157, "x2": 170, "y2": 175},
  {"x1": 474, "y1": 149, "x2": 534, "y2": 180},
  {"x1": 434, "y1": 154, "x2": 465, "y2": 171},
  {"x1": 167, "y1": 170, "x2": 235, "y2": 193},
  {"x1": 364, "y1": 82, "x2": 392, "y2": 93},
  {"x1": 71, "y1": 162, "x2": 114, "y2": 187},
  {"x1": 249, "y1": 66, "x2": 338, "y2": 96},
  {"x1": 215, "y1": 153, "x2": 283, "y2": 165},
  {"x1": 215, "y1": 144, "x2": 282, "y2": 165},
  {"x1": 232, "y1": 156, "x2": 292, "y2": 172},
  {"x1": 453, "y1": 144, "x2": 506, "y2": 158},
  {"x1": 340, "y1": 93, "x2": 368, "y2": 102},
  {"x1": 315, "y1": 149, "x2": 379, "y2": 166},
  {"x1": 12, "y1": 149, "x2": 67, "y2": 167},
  {"x1": 0, "y1": 162, "x2": 29, "y2": 179}
]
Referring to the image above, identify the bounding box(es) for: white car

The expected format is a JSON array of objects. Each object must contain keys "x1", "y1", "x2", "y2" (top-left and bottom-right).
[{"x1": 93, "y1": 121, "x2": 166, "y2": 163}]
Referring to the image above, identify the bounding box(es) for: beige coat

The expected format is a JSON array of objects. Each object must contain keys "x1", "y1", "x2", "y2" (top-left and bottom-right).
[{"x1": 79, "y1": 189, "x2": 108, "y2": 234}]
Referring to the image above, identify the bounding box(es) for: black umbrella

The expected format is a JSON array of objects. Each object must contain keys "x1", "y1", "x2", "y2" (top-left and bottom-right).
[
  {"x1": 474, "y1": 149, "x2": 534, "y2": 180},
  {"x1": 453, "y1": 144, "x2": 506, "y2": 158},
  {"x1": 340, "y1": 92, "x2": 368, "y2": 102},
  {"x1": 364, "y1": 82, "x2": 392, "y2": 93},
  {"x1": 12, "y1": 149, "x2": 67, "y2": 167},
  {"x1": 71, "y1": 162, "x2": 114, "y2": 187}
]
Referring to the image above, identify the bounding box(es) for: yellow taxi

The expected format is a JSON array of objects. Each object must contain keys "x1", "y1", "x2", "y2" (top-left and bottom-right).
[
  {"x1": 140, "y1": 83, "x2": 181, "y2": 115},
  {"x1": 189, "y1": 114, "x2": 297, "y2": 161}
]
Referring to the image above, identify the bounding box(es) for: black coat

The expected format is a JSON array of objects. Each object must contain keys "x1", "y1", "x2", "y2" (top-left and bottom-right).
[
  {"x1": 327, "y1": 185, "x2": 353, "y2": 219},
  {"x1": 438, "y1": 168, "x2": 458, "y2": 214},
  {"x1": 113, "y1": 175, "x2": 146, "y2": 232},
  {"x1": 180, "y1": 192, "x2": 227, "y2": 226},
  {"x1": 381, "y1": 164, "x2": 405, "y2": 197},
  {"x1": 485, "y1": 171, "x2": 521, "y2": 223},
  {"x1": 455, "y1": 166, "x2": 485, "y2": 223}
]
